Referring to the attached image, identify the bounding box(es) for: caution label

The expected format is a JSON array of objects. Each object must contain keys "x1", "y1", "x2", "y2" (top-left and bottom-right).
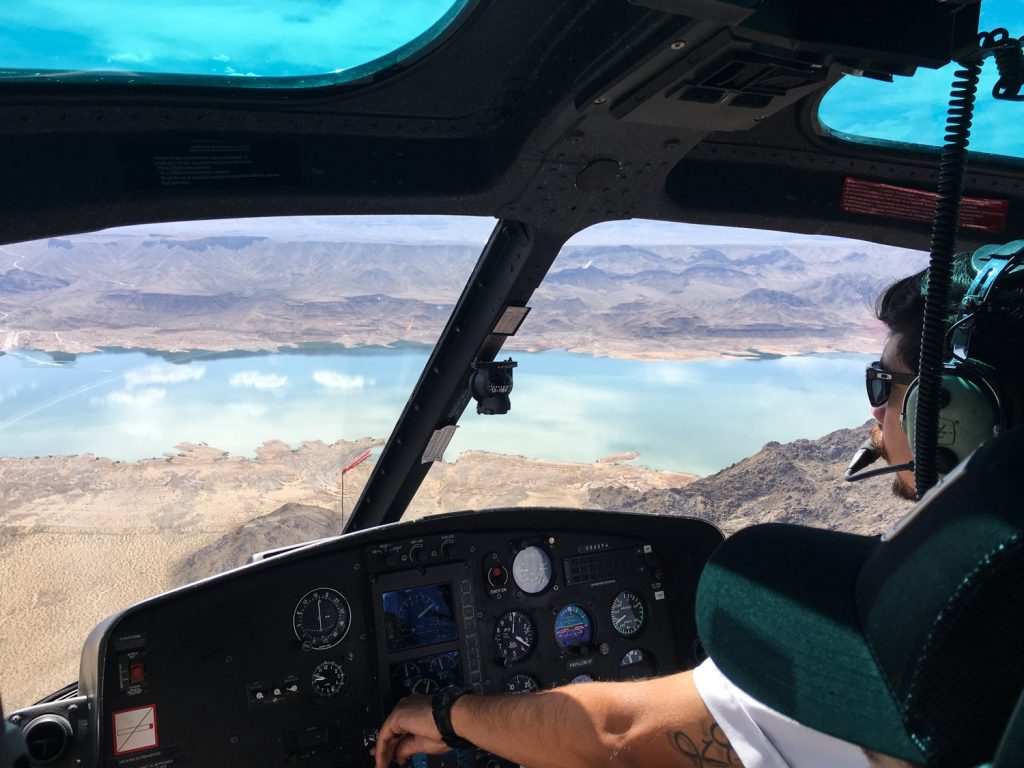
[
  {"x1": 113, "y1": 706, "x2": 158, "y2": 755},
  {"x1": 841, "y1": 177, "x2": 1009, "y2": 233}
]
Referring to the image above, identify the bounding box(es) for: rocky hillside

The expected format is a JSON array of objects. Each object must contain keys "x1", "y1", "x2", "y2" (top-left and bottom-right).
[
  {"x1": 169, "y1": 422, "x2": 909, "y2": 586},
  {"x1": 169, "y1": 503, "x2": 339, "y2": 587},
  {"x1": 587, "y1": 421, "x2": 910, "y2": 535}
]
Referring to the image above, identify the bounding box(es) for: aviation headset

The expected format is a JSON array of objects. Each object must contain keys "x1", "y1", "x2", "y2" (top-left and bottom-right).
[{"x1": 902, "y1": 240, "x2": 1024, "y2": 470}]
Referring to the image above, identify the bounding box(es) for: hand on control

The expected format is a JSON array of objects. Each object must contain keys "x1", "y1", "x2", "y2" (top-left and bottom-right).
[{"x1": 372, "y1": 695, "x2": 448, "y2": 767}]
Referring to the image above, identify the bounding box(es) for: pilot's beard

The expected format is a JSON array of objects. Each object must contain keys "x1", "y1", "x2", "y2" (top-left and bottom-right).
[{"x1": 869, "y1": 424, "x2": 916, "y2": 501}]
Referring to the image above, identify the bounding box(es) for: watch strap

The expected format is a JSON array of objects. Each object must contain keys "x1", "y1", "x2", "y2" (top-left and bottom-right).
[{"x1": 431, "y1": 685, "x2": 474, "y2": 749}]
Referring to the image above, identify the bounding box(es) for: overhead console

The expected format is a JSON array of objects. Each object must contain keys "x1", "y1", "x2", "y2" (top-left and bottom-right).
[{"x1": 8, "y1": 509, "x2": 722, "y2": 768}]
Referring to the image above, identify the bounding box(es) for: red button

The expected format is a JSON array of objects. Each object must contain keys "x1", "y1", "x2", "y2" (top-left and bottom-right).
[{"x1": 129, "y1": 662, "x2": 145, "y2": 684}]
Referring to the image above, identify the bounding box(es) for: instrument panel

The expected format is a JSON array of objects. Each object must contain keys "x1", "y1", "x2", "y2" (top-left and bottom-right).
[{"x1": 8, "y1": 508, "x2": 723, "y2": 768}]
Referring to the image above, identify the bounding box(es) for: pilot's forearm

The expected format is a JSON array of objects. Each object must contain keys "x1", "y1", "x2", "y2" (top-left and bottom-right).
[
  {"x1": 450, "y1": 671, "x2": 741, "y2": 768},
  {"x1": 373, "y1": 670, "x2": 740, "y2": 768}
]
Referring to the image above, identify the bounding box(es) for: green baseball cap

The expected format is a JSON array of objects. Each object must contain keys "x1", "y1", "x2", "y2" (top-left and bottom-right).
[{"x1": 696, "y1": 424, "x2": 1024, "y2": 767}]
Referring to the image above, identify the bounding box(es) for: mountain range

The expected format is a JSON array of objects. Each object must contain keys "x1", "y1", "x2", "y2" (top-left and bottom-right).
[{"x1": 0, "y1": 229, "x2": 929, "y2": 358}]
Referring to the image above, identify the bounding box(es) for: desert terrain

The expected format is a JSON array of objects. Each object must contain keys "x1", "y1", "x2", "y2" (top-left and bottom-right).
[
  {"x1": 0, "y1": 439, "x2": 701, "y2": 711},
  {"x1": 0, "y1": 423, "x2": 906, "y2": 712},
  {"x1": 0, "y1": 222, "x2": 924, "y2": 711}
]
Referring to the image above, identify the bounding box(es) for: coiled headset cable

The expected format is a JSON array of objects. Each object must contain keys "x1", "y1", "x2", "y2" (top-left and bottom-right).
[{"x1": 915, "y1": 29, "x2": 1024, "y2": 499}]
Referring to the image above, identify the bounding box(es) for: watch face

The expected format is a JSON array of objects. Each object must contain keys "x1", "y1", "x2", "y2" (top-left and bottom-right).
[{"x1": 437, "y1": 684, "x2": 462, "y2": 702}]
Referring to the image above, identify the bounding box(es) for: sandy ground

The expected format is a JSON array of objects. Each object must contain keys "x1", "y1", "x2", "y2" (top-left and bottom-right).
[
  {"x1": 4, "y1": 327, "x2": 883, "y2": 363},
  {"x1": 0, "y1": 443, "x2": 695, "y2": 712},
  {"x1": 0, "y1": 530, "x2": 222, "y2": 713}
]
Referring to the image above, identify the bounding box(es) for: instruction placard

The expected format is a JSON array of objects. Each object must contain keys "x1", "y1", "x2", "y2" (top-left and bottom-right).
[{"x1": 113, "y1": 705, "x2": 158, "y2": 755}]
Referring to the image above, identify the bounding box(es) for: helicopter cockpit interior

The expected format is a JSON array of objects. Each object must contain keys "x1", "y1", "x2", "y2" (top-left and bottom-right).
[{"x1": 2, "y1": 1, "x2": 1024, "y2": 767}]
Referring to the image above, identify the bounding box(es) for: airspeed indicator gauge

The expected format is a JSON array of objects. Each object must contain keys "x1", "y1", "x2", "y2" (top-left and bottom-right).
[
  {"x1": 512, "y1": 546, "x2": 552, "y2": 594},
  {"x1": 610, "y1": 590, "x2": 645, "y2": 637},
  {"x1": 293, "y1": 588, "x2": 351, "y2": 650}
]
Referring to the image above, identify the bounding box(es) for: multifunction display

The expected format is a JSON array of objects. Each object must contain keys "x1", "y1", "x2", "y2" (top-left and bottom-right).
[{"x1": 381, "y1": 583, "x2": 459, "y2": 653}]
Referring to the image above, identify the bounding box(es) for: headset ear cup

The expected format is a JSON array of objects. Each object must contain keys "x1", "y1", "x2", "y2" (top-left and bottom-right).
[
  {"x1": 903, "y1": 364, "x2": 1003, "y2": 469},
  {"x1": 901, "y1": 378, "x2": 919, "y2": 448}
]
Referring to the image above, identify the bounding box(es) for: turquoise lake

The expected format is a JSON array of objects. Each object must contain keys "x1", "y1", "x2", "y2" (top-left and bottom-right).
[{"x1": 0, "y1": 347, "x2": 874, "y2": 477}]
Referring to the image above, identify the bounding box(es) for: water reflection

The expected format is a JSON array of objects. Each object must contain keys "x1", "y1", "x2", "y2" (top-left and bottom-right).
[{"x1": 0, "y1": 348, "x2": 872, "y2": 476}]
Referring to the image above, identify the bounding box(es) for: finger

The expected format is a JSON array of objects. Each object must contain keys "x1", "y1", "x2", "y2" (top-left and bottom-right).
[
  {"x1": 374, "y1": 726, "x2": 400, "y2": 768},
  {"x1": 394, "y1": 734, "x2": 450, "y2": 764},
  {"x1": 376, "y1": 706, "x2": 415, "y2": 768}
]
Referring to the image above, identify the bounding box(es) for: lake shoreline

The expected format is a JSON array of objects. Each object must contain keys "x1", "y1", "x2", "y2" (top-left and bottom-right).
[{"x1": 2, "y1": 337, "x2": 879, "y2": 365}]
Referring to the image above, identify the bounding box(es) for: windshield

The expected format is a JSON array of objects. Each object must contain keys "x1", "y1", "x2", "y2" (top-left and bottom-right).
[{"x1": 0, "y1": 215, "x2": 926, "y2": 711}]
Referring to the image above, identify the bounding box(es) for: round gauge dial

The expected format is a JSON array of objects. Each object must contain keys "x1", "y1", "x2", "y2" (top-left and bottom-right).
[
  {"x1": 391, "y1": 661, "x2": 421, "y2": 694},
  {"x1": 401, "y1": 592, "x2": 442, "y2": 635},
  {"x1": 504, "y1": 673, "x2": 540, "y2": 694},
  {"x1": 293, "y1": 588, "x2": 351, "y2": 649},
  {"x1": 620, "y1": 648, "x2": 657, "y2": 679},
  {"x1": 429, "y1": 653, "x2": 458, "y2": 677},
  {"x1": 621, "y1": 648, "x2": 647, "y2": 667},
  {"x1": 570, "y1": 674, "x2": 594, "y2": 684},
  {"x1": 494, "y1": 609, "x2": 536, "y2": 664},
  {"x1": 610, "y1": 590, "x2": 646, "y2": 637},
  {"x1": 411, "y1": 677, "x2": 440, "y2": 694},
  {"x1": 512, "y1": 546, "x2": 553, "y2": 594},
  {"x1": 554, "y1": 604, "x2": 593, "y2": 650},
  {"x1": 311, "y1": 661, "x2": 346, "y2": 697}
]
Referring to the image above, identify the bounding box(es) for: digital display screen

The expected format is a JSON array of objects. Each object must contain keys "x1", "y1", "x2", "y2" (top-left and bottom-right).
[
  {"x1": 381, "y1": 583, "x2": 458, "y2": 653},
  {"x1": 389, "y1": 649, "x2": 463, "y2": 701}
]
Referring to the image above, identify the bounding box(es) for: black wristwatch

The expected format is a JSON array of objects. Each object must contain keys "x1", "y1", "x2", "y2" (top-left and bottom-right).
[{"x1": 431, "y1": 685, "x2": 475, "y2": 749}]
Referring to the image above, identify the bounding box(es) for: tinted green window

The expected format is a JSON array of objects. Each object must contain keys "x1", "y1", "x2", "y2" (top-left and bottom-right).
[
  {"x1": 818, "y1": 0, "x2": 1024, "y2": 160},
  {"x1": 0, "y1": 0, "x2": 467, "y2": 88}
]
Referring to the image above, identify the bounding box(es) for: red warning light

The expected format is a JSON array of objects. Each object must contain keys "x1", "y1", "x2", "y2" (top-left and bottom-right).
[{"x1": 129, "y1": 662, "x2": 145, "y2": 684}]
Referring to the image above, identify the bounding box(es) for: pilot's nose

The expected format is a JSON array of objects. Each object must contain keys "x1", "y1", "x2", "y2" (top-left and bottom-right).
[{"x1": 871, "y1": 402, "x2": 887, "y2": 425}]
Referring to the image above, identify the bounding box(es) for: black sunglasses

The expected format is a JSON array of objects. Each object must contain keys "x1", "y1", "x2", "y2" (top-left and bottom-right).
[{"x1": 865, "y1": 361, "x2": 918, "y2": 407}]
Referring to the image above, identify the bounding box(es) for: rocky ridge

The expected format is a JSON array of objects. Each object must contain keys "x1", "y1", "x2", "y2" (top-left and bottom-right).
[{"x1": 587, "y1": 421, "x2": 907, "y2": 535}]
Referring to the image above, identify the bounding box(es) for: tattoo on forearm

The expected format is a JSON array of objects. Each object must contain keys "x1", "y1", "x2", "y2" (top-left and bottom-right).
[{"x1": 668, "y1": 724, "x2": 740, "y2": 767}]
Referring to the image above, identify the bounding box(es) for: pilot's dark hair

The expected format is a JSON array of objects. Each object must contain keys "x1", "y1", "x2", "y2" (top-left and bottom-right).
[{"x1": 875, "y1": 249, "x2": 1024, "y2": 384}]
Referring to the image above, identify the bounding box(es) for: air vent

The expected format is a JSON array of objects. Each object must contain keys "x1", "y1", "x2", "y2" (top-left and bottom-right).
[
  {"x1": 609, "y1": 31, "x2": 832, "y2": 131},
  {"x1": 23, "y1": 715, "x2": 72, "y2": 763}
]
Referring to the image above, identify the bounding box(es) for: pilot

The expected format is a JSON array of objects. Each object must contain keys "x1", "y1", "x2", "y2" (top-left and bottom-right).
[{"x1": 373, "y1": 246, "x2": 1024, "y2": 768}]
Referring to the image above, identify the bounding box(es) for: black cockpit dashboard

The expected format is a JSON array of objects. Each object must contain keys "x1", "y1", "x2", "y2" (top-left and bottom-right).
[{"x1": 9, "y1": 509, "x2": 722, "y2": 768}]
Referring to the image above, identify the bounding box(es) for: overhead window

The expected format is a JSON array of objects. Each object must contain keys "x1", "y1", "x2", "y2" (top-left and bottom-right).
[
  {"x1": 818, "y1": 0, "x2": 1024, "y2": 161},
  {"x1": 0, "y1": 0, "x2": 467, "y2": 88}
]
